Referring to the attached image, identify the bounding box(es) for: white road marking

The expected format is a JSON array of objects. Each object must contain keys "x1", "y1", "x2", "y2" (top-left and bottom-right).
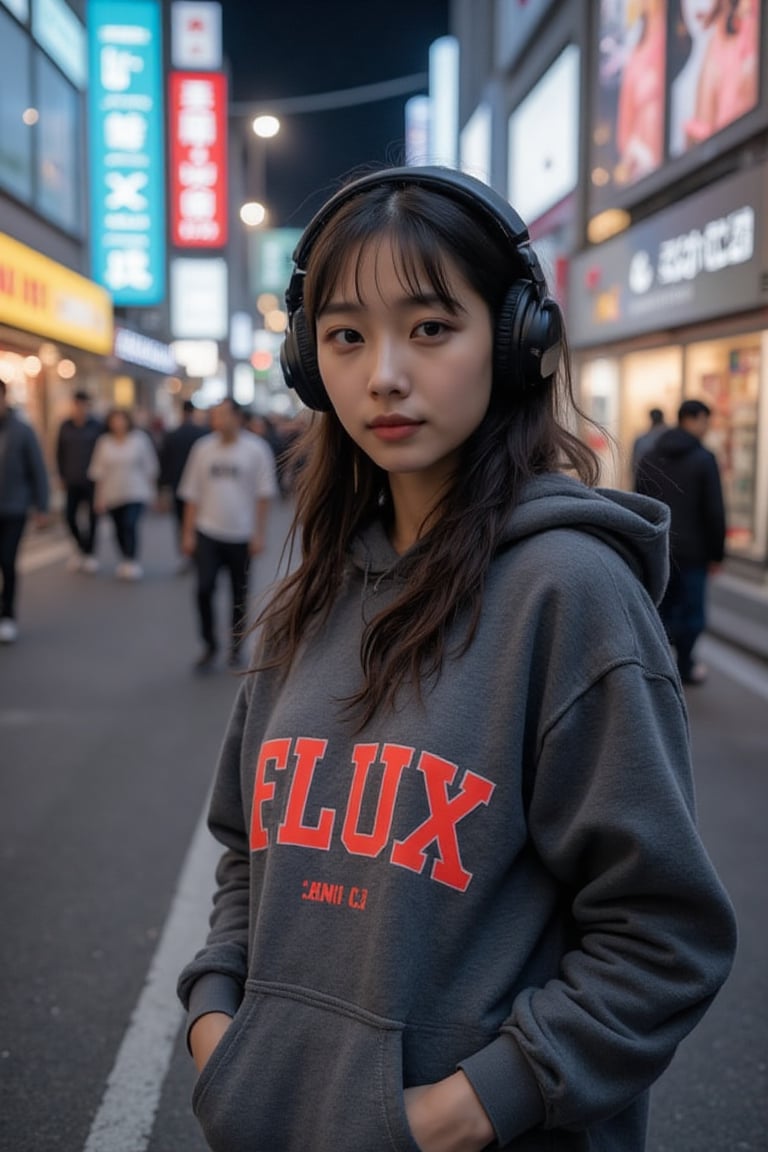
[{"x1": 82, "y1": 798, "x2": 218, "y2": 1152}]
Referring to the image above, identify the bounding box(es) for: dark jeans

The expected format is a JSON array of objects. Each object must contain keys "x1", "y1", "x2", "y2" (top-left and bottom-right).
[
  {"x1": 658, "y1": 563, "x2": 708, "y2": 680},
  {"x1": 109, "y1": 502, "x2": 144, "y2": 561},
  {"x1": 173, "y1": 495, "x2": 187, "y2": 554},
  {"x1": 0, "y1": 514, "x2": 27, "y2": 619},
  {"x1": 65, "y1": 482, "x2": 97, "y2": 556},
  {"x1": 194, "y1": 530, "x2": 250, "y2": 654}
]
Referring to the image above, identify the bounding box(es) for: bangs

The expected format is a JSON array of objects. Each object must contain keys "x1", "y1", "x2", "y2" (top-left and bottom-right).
[{"x1": 305, "y1": 200, "x2": 466, "y2": 320}]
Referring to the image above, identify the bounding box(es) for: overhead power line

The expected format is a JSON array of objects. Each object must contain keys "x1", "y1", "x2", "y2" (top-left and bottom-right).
[{"x1": 229, "y1": 72, "x2": 429, "y2": 117}]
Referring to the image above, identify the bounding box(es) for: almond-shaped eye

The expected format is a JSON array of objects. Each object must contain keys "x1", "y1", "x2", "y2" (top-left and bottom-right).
[
  {"x1": 329, "y1": 328, "x2": 364, "y2": 345},
  {"x1": 413, "y1": 320, "x2": 450, "y2": 338}
]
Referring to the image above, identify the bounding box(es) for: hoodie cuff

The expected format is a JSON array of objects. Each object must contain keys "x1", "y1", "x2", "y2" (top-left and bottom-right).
[
  {"x1": 458, "y1": 1034, "x2": 545, "y2": 1147},
  {"x1": 185, "y1": 973, "x2": 243, "y2": 1053}
]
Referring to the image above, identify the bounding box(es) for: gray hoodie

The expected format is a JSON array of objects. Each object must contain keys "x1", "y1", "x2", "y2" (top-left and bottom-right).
[{"x1": 178, "y1": 473, "x2": 736, "y2": 1152}]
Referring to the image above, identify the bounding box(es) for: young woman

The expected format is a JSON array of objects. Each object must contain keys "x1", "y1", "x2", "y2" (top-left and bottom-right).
[
  {"x1": 88, "y1": 408, "x2": 158, "y2": 580},
  {"x1": 177, "y1": 167, "x2": 736, "y2": 1152}
]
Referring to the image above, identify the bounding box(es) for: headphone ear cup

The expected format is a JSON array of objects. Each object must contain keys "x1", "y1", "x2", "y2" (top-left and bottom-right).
[
  {"x1": 494, "y1": 281, "x2": 563, "y2": 389},
  {"x1": 280, "y1": 307, "x2": 331, "y2": 412}
]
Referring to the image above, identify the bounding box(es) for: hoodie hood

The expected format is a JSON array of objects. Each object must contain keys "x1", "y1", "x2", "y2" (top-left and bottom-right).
[{"x1": 351, "y1": 473, "x2": 670, "y2": 607}]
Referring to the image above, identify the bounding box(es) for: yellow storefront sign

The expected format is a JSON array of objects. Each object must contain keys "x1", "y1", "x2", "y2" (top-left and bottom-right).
[{"x1": 0, "y1": 233, "x2": 113, "y2": 355}]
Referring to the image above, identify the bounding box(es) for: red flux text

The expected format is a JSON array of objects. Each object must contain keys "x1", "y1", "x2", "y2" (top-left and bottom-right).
[{"x1": 250, "y1": 738, "x2": 495, "y2": 893}]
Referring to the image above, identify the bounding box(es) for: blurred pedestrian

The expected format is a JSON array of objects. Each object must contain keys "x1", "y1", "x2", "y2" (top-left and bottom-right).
[
  {"x1": 159, "y1": 399, "x2": 208, "y2": 569},
  {"x1": 177, "y1": 168, "x2": 735, "y2": 1152},
  {"x1": 87, "y1": 408, "x2": 159, "y2": 581},
  {"x1": 0, "y1": 379, "x2": 49, "y2": 643},
  {"x1": 630, "y1": 405, "x2": 668, "y2": 478},
  {"x1": 636, "y1": 398, "x2": 726, "y2": 684},
  {"x1": 55, "y1": 389, "x2": 103, "y2": 573},
  {"x1": 179, "y1": 397, "x2": 277, "y2": 670}
]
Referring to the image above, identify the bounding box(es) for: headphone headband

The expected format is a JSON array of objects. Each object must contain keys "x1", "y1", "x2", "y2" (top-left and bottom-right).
[{"x1": 286, "y1": 166, "x2": 548, "y2": 318}]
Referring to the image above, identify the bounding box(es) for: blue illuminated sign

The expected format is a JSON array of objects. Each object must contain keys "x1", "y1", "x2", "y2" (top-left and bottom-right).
[{"x1": 88, "y1": 0, "x2": 165, "y2": 305}]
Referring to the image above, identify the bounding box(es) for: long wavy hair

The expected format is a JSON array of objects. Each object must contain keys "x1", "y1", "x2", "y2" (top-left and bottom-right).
[{"x1": 252, "y1": 179, "x2": 600, "y2": 724}]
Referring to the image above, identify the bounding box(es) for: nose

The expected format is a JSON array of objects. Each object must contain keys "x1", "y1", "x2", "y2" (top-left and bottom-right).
[{"x1": 367, "y1": 337, "x2": 410, "y2": 397}]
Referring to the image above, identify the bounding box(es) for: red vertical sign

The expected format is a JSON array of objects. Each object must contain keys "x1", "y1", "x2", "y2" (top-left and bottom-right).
[{"x1": 169, "y1": 71, "x2": 228, "y2": 248}]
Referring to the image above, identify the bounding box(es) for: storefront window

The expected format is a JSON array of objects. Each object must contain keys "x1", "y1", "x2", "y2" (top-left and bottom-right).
[
  {"x1": 685, "y1": 336, "x2": 762, "y2": 557},
  {"x1": 621, "y1": 346, "x2": 682, "y2": 484},
  {"x1": 0, "y1": 7, "x2": 33, "y2": 202},
  {"x1": 579, "y1": 357, "x2": 621, "y2": 486}
]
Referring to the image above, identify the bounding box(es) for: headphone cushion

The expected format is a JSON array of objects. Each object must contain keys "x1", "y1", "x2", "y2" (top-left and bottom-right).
[
  {"x1": 494, "y1": 281, "x2": 531, "y2": 385},
  {"x1": 494, "y1": 281, "x2": 563, "y2": 387},
  {"x1": 284, "y1": 308, "x2": 331, "y2": 412}
]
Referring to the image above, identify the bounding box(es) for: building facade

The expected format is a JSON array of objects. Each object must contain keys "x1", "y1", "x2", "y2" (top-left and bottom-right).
[{"x1": 452, "y1": 0, "x2": 768, "y2": 586}]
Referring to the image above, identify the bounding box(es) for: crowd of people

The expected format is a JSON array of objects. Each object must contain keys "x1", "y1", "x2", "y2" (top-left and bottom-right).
[{"x1": 0, "y1": 385, "x2": 305, "y2": 667}]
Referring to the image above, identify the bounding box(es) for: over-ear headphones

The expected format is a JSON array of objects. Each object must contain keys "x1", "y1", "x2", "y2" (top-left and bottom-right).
[{"x1": 280, "y1": 166, "x2": 563, "y2": 412}]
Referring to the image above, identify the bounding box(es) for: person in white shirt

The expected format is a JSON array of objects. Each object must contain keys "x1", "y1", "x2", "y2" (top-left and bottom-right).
[
  {"x1": 179, "y1": 398, "x2": 278, "y2": 670},
  {"x1": 88, "y1": 408, "x2": 159, "y2": 581}
]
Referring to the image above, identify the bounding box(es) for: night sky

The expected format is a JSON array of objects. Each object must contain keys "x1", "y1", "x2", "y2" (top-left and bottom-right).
[{"x1": 221, "y1": 0, "x2": 450, "y2": 228}]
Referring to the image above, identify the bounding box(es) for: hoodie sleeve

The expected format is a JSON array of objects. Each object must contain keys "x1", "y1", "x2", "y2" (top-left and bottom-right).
[
  {"x1": 177, "y1": 682, "x2": 252, "y2": 1035},
  {"x1": 459, "y1": 661, "x2": 736, "y2": 1144}
]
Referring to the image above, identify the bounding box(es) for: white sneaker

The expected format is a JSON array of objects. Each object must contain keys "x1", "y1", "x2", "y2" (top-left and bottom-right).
[
  {"x1": 81, "y1": 556, "x2": 100, "y2": 574},
  {"x1": 66, "y1": 554, "x2": 83, "y2": 572},
  {"x1": 0, "y1": 617, "x2": 19, "y2": 643},
  {"x1": 119, "y1": 561, "x2": 143, "y2": 581}
]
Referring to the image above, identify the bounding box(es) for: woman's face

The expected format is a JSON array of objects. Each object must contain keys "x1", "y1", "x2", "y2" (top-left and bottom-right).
[
  {"x1": 315, "y1": 235, "x2": 494, "y2": 497},
  {"x1": 109, "y1": 412, "x2": 129, "y2": 437}
]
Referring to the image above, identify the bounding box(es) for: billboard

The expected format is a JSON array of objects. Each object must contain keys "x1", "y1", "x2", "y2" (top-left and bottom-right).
[
  {"x1": 87, "y1": 0, "x2": 166, "y2": 306},
  {"x1": 169, "y1": 71, "x2": 228, "y2": 248},
  {"x1": 590, "y1": 0, "x2": 762, "y2": 214},
  {"x1": 667, "y1": 0, "x2": 760, "y2": 157}
]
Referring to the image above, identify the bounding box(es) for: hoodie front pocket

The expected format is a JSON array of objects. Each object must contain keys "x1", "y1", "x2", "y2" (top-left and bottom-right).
[{"x1": 192, "y1": 980, "x2": 421, "y2": 1152}]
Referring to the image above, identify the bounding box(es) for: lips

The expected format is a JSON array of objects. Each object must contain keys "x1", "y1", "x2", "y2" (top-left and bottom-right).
[
  {"x1": 368, "y1": 415, "x2": 424, "y2": 442},
  {"x1": 369, "y1": 414, "x2": 422, "y2": 428}
]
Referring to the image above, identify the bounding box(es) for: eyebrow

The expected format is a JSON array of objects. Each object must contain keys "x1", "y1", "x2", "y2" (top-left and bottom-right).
[{"x1": 318, "y1": 292, "x2": 460, "y2": 318}]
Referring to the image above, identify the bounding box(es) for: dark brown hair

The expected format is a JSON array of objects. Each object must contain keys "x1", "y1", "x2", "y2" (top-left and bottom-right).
[{"x1": 253, "y1": 180, "x2": 600, "y2": 724}]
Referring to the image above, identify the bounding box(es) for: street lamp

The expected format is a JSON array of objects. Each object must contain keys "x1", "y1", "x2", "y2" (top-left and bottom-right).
[
  {"x1": 240, "y1": 114, "x2": 281, "y2": 228},
  {"x1": 252, "y1": 114, "x2": 280, "y2": 139},
  {"x1": 240, "y1": 201, "x2": 266, "y2": 227}
]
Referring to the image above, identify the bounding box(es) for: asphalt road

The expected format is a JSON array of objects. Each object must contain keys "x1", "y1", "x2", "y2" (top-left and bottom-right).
[{"x1": 1, "y1": 504, "x2": 765, "y2": 1152}]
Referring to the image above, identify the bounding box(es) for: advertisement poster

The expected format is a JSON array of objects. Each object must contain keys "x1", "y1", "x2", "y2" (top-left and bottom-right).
[
  {"x1": 592, "y1": 0, "x2": 668, "y2": 212},
  {"x1": 667, "y1": 0, "x2": 761, "y2": 156}
]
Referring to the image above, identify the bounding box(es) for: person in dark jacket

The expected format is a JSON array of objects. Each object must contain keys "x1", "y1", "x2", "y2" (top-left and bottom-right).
[
  {"x1": 630, "y1": 406, "x2": 668, "y2": 478},
  {"x1": 159, "y1": 400, "x2": 208, "y2": 563},
  {"x1": 636, "y1": 398, "x2": 726, "y2": 684},
  {"x1": 56, "y1": 390, "x2": 103, "y2": 573},
  {"x1": 0, "y1": 380, "x2": 50, "y2": 643}
]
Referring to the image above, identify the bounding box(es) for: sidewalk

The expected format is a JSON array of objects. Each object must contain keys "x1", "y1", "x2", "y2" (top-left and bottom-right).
[{"x1": 709, "y1": 571, "x2": 768, "y2": 664}]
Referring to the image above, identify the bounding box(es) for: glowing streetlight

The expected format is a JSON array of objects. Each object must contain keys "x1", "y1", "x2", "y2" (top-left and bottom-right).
[
  {"x1": 252, "y1": 114, "x2": 280, "y2": 139},
  {"x1": 240, "y1": 201, "x2": 266, "y2": 227}
]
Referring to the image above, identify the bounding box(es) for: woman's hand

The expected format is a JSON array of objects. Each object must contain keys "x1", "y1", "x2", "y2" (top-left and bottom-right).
[
  {"x1": 404, "y1": 1071, "x2": 494, "y2": 1152},
  {"x1": 189, "y1": 1011, "x2": 233, "y2": 1074}
]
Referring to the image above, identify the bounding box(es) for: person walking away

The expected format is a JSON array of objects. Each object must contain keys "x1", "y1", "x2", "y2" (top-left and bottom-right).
[
  {"x1": 0, "y1": 380, "x2": 49, "y2": 643},
  {"x1": 630, "y1": 405, "x2": 667, "y2": 478},
  {"x1": 636, "y1": 398, "x2": 725, "y2": 684},
  {"x1": 158, "y1": 399, "x2": 208, "y2": 569},
  {"x1": 176, "y1": 167, "x2": 735, "y2": 1152},
  {"x1": 87, "y1": 408, "x2": 159, "y2": 581},
  {"x1": 179, "y1": 397, "x2": 277, "y2": 670},
  {"x1": 55, "y1": 389, "x2": 103, "y2": 573}
]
